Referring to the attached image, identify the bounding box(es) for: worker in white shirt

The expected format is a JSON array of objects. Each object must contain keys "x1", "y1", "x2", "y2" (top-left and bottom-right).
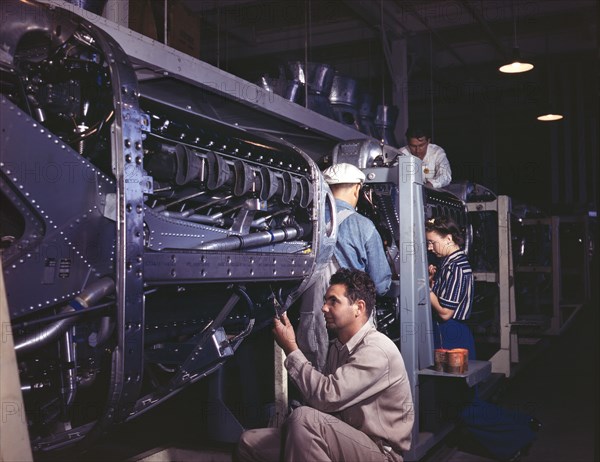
[{"x1": 399, "y1": 126, "x2": 452, "y2": 188}]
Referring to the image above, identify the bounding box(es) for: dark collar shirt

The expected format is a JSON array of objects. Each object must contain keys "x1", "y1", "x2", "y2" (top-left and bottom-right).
[{"x1": 432, "y1": 249, "x2": 473, "y2": 320}]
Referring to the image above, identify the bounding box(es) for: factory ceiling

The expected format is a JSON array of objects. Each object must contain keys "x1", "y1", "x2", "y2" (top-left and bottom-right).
[
  {"x1": 170, "y1": 0, "x2": 597, "y2": 209},
  {"x1": 180, "y1": 0, "x2": 597, "y2": 91}
]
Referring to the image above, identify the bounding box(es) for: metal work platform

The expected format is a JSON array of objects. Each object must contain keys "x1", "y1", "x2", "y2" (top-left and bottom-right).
[{"x1": 418, "y1": 360, "x2": 492, "y2": 388}]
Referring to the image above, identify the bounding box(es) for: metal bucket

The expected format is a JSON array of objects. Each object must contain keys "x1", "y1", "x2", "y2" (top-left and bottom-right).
[
  {"x1": 374, "y1": 105, "x2": 399, "y2": 147},
  {"x1": 286, "y1": 62, "x2": 335, "y2": 95},
  {"x1": 257, "y1": 75, "x2": 287, "y2": 98},
  {"x1": 357, "y1": 93, "x2": 376, "y2": 137},
  {"x1": 358, "y1": 92, "x2": 375, "y2": 118},
  {"x1": 329, "y1": 74, "x2": 359, "y2": 107},
  {"x1": 374, "y1": 105, "x2": 398, "y2": 128},
  {"x1": 284, "y1": 79, "x2": 304, "y2": 103}
]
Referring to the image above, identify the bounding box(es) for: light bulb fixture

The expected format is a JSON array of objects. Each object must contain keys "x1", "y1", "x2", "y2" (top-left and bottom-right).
[
  {"x1": 536, "y1": 95, "x2": 564, "y2": 122},
  {"x1": 499, "y1": 47, "x2": 534, "y2": 73},
  {"x1": 499, "y1": 5, "x2": 533, "y2": 74},
  {"x1": 536, "y1": 36, "x2": 563, "y2": 122},
  {"x1": 537, "y1": 112, "x2": 563, "y2": 122}
]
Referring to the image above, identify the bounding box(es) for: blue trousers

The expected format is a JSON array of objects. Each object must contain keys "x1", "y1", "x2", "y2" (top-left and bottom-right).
[
  {"x1": 460, "y1": 397, "x2": 536, "y2": 460},
  {"x1": 434, "y1": 317, "x2": 537, "y2": 460}
]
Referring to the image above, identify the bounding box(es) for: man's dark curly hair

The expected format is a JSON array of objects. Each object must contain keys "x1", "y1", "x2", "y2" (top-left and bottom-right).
[{"x1": 329, "y1": 268, "x2": 376, "y2": 317}]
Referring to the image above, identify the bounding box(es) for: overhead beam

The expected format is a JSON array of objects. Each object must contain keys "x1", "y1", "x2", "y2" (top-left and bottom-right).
[
  {"x1": 459, "y1": 0, "x2": 510, "y2": 61},
  {"x1": 200, "y1": 18, "x2": 376, "y2": 61},
  {"x1": 341, "y1": 0, "x2": 410, "y2": 39},
  {"x1": 182, "y1": 0, "x2": 259, "y2": 14},
  {"x1": 401, "y1": 1, "x2": 469, "y2": 70}
]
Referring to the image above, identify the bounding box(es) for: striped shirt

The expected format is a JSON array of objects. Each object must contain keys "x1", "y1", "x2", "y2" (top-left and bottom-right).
[{"x1": 432, "y1": 250, "x2": 473, "y2": 320}]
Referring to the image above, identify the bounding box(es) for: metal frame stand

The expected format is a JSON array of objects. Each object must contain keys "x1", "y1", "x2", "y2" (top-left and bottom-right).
[
  {"x1": 1, "y1": 262, "x2": 34, "y2": 461},
  {"x1": 467, "y1": 196, "x2": 518, "y2": 377},
  {"x1": 516, "y1": 215, "x2": 590, "y2": 336},
  {"x1": 467, "y1": 198, "x2": 591, "y2": 378}
]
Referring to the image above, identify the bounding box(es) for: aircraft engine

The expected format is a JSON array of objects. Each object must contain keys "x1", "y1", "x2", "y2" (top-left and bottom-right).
[{"x1": 0, "y1": 0, "x2": 335, "y2": 451}]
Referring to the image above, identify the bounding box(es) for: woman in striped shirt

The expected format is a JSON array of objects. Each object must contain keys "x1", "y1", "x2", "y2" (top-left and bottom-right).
[
  {"x1": 425, "y1": 216, "x2": 476, "y2": 359},
  {"x1": 426, "y1": 216, "x2": 540, "y2": 461}
]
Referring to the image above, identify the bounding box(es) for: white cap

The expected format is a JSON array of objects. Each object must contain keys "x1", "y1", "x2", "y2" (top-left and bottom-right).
[{"x1": 322, "y1": 163, "x2": 365, "y2": 185}]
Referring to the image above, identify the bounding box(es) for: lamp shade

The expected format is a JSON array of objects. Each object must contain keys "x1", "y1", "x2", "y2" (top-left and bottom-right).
[
  {"x1": 499, "y1": 47, "x2": 534, "y2": 74},
  {"x1": 537, "y1": 112, "x2": 563, "y2": 122},
  {"x1": 536, "y1": 80, "x2": 563, "y2": 122}
]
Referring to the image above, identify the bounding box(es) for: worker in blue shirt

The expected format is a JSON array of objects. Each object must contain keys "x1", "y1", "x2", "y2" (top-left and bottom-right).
[
  {"x1": 296, "y1": 163, "x2": 391, "y2": 371},
  {"x1": 326, "y1": 164, "x2": 392, "y2": 296}
]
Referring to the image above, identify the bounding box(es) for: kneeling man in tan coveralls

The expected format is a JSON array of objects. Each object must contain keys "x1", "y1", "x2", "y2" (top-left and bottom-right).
[{"x1": 238, "y1": 268, "x2": 414, "y2": 462}]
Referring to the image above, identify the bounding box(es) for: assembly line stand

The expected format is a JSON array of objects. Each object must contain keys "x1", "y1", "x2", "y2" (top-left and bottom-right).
[{"x1": 1, "y1": 261, "x2": 34, "y2": 461}]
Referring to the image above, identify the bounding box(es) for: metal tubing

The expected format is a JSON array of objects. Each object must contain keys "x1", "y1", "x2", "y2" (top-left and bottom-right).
[
  {"x1": 14, "y1": 307, "x2": 76, "y2": 353},
  {"x1": 60, "y1": 328, "x2": 77, "y2": 411},
  {"x1": 196, "y1": 224, "x2": 307, "y2": 251},
  {"x1": 75, "y1": 278, "x2": 115, "y2": 308},
  {"x1": 88, "y1": 316, "x2": 114, "y2": 347},
  {"x1": 14, "y1": 278, "x2": 115, "y2": 353}
]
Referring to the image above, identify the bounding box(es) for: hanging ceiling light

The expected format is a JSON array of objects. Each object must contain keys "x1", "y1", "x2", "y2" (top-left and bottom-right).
[
  {"x1": 499, "y1": 4, "x2": 533, "y2": 74},
  {"x1": 537, "y1": 112, "x2": 563, "y2": 122},
  {"x1": 499, "y1": 47, "x2": 534, "y2": 73},
  {"x1": 536, "y1": 35, "x2": 563, "y2": 122}
]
